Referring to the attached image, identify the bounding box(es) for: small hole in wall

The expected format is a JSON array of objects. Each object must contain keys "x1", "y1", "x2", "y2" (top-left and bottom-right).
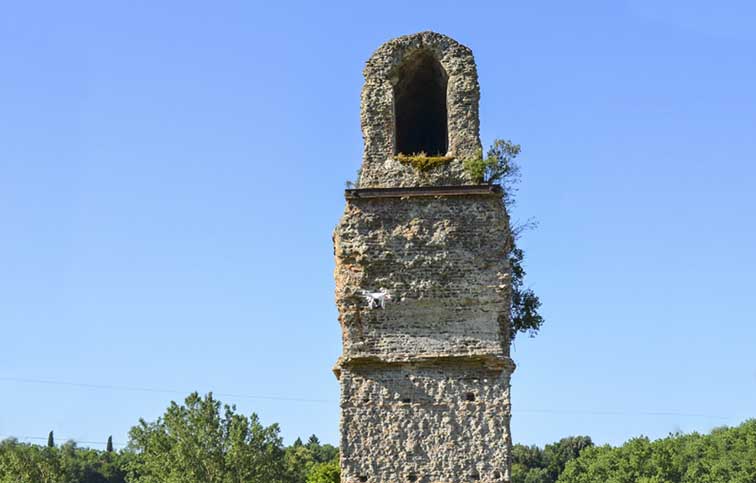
[
  {"x1": 470, "y1": 472, "x2": 480, "y2": 480},
  {"x1": 359, "y1": 476, "x2": 367, "y2": 482},
  {"x1": 465, "y1": 392, "x2": 475, "y2": 401},
  {"x1": 493, "y1": 471, "x2": 502, "y2": 479},
  {"x1": 362, "y1": 397, "x2": 370, "y2": 403},
  {"x1": 402, "y1": 398, "x2": 412, "y2": 404},
  {"x1": 408, "y1": 473, "x2": 417, "y2": 482}
]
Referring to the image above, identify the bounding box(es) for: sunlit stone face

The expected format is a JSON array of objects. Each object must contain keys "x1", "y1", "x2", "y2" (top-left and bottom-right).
[
  {"x1": 358, "y1": 31, "x2": 483, "y2": 189},
  {"x1": 335, "y1": 31, "x2": 514, "y2": 483}
]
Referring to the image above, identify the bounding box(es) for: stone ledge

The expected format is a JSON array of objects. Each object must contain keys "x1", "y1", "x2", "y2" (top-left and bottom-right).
[
  {"x1": 333, "y1": 353, "x2": 515, "y2": 378},
  {"x1": 345, "y1": 184, "x2": 502, "y2": 200}
]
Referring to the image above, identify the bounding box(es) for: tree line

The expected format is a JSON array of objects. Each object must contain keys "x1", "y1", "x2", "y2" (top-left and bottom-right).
[
  {"x1": 512, "y1": 420, "x2": 756, "y2": 483},
  {"x1": 1, "y1": 392, "x2": 754, "y2": 483},
  {"x1": 0, "y1": 392, "x2": 338, "y2": 483}
]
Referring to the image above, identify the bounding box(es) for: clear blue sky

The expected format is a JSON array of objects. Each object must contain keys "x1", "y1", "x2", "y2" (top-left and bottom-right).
[{"x1": 1, "y1": 1, "x2": 755, "y2": 451}]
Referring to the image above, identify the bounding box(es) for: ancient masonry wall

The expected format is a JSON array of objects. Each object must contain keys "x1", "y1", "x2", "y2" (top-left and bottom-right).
[
  {"x1": 358, "y1": 31, "x2": 482, "y2": 188},
  {"x1": 334, "y1": 31, "x2": 515, "y2": 483},
  {"x1": 339, "y1": 364, "x2": 511, "y2": 483},
  {"x1": 334, "y1": 194, "x2": 514, "y2": 483}
]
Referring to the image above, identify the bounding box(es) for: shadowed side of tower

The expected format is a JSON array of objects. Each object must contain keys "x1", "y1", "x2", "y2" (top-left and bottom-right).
[{"x1": 334, "y1": 32, "x2": 515, "y2": 483}]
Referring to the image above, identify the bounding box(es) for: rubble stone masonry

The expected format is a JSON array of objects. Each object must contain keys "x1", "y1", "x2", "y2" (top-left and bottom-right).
[{"x1": 334, "y1": 32, "x2": 515, "y2": 483}]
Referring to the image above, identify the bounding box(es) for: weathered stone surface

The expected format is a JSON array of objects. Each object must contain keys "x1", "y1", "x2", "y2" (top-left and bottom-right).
[
  {"x1": 340, "y1": 363, "x2": 512, "y2": 483},
  {"x1": 335, "y1": 32, "x2": 514, "y2": 483},
  {"x1": 334, "y1": 195, "x2": 512, "y2": 364},
  {"x1": 334, "y1": 191, "x2": 514, "y2": 483},
  {"x1": 359, "y1": 31, "x2": 482, "y2": 188}
]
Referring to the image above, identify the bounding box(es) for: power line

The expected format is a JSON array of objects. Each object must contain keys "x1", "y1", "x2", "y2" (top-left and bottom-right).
[
  {"x1": 514, "y1": 408, "x2": 730, "y2": 420},
  {"x1": 0, "y1": 376, "x2": 733, "y2": 420}
]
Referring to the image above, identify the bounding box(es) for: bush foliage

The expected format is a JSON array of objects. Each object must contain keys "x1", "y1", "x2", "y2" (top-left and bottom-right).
[
  {"x1": 0, "y1": 393, "x2": 337, "y2": 483},
  {"x1": 558, "y1": 420, "x2": 756, "y2": 483}
]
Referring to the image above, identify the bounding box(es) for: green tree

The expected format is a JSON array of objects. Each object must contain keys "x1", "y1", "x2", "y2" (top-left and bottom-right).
[
  {"x1": 284, "y1": 434, "x2": 338, "y2": 483},
  {"x1": 126, "y1": 392, "x2": 286, "y2": 483},
  {"x1": 0, "y1": 437, "x2": 127, "y2": 483},
  {"x1": 0, "y1": 438, "x2": 46, "y2": 483},
  {"x1": 305, "y1": 459, "x2": 339, "y2": 483},
  {"x1": 557, "y1": 420, "x2": 756, "y2": 483},
  {"x1": 284, "y1": 443, "x2": 316, "y2": 483},
  {"x1": 543, "y1": 436, "x2": 593, "y2": 481},
  {"x1": 511, "y1": 437, "x2": 592, "y2": 483},
  {"x1": 508, "y1": 246, "x2": 544, "y2": 341},
  {"x1": 47, "y1": 432, "x2": 54, "y2": 449},
  {"x1": 106, "y1": 436, "x2": 113, "y2": 453},
  {"x1": 512, "y1": 444, "x2": 545, "y2": 483},
  {"x1": 463, "y1": 139, "x2": 522, "y2": 197}
]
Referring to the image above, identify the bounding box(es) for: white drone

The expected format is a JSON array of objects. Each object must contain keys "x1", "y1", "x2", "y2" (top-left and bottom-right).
[{"x1": 360, "y1": 288, "x2": 391, "y2": 309}]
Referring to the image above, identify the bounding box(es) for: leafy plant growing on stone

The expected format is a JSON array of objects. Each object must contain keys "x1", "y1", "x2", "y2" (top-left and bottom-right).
[
  {"x1": 508, "y1": 245, "x2": 544, "y2": 341},
  {"x1": 345, "y1": 168, "x2": 362, "y2": 189},
  {"x1": 464, "y1": 139, "x2": 521, "y2": 187},
  {"x1": 466, "y1": 139, "x2": 544, "y2": 342}
]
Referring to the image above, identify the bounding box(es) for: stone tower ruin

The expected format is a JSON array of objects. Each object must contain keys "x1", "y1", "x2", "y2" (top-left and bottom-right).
[{"x1": 333, "y1": 32, "x2": 515, "y2": 483}]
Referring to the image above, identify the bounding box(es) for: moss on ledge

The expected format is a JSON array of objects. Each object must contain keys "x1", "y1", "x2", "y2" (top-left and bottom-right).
[{"x1": 395, "y1": 153, "x2": 455, "y2": 171}]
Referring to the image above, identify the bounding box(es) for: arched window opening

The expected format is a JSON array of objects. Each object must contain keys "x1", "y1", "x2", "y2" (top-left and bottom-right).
[{"x1": 394, "y1": 50, "x2": 448, "y2": 156}]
